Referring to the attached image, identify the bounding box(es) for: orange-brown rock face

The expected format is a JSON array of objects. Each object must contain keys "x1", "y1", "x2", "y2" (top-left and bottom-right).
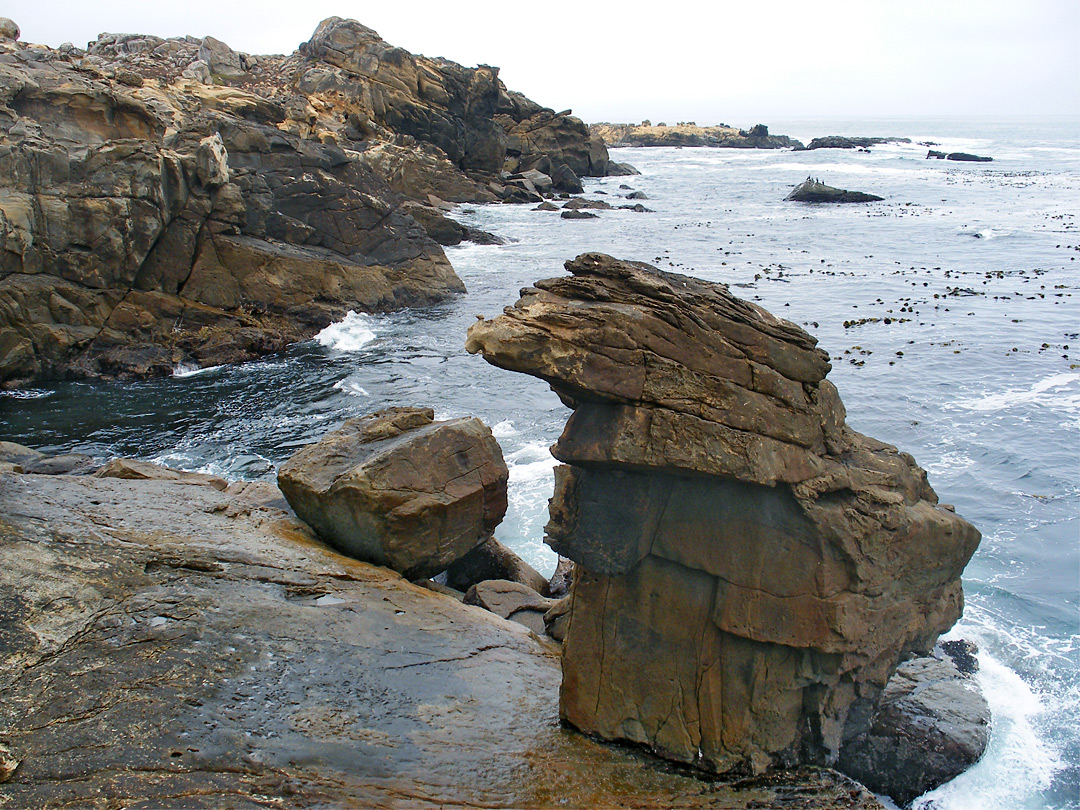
[{"x1": 466, "y1": 253, "x2": 981, "y2": 774}]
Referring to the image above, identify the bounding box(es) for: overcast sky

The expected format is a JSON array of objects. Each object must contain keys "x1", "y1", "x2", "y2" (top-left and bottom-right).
[{"x1": 13, "y1": 1, "x2": 1079, "y2": 124}]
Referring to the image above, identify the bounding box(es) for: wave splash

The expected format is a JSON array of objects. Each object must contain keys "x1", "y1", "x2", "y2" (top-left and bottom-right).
[{"x1": 315, "y1": 312, "x2": 377, "y2": 352}]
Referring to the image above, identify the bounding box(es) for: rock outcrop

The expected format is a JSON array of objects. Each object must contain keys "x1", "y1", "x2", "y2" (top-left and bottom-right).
[
  {"x1": 787, "y1": 178, "x2": 884, "y2": 203},
  {"x1": 591, "y1": 121, "x2": 804, "y2": 150},
  {"x1": 0, "y1": 17, "x2": 622, "y2": 387},
  {"x1": 0, "y1": 464, "x2": 887, "y2": 808},
  {"x1": 839, "y1": 640, "x2": 990, "y2": 805},
  {"x1": 466, "y1": 253, "x2": 981, "y2": 776},
  {"x1": 277, "y1": 406, "x2": 508, "y2": 580},
  {"x1": 927, "y1": 150, "x2": 993, "y2": 162},
  {"x1": 807, "y1": 136, "x2": 912, "y2": 150}
]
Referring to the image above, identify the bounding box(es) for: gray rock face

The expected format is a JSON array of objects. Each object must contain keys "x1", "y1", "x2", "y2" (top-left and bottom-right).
[
  {"x1": 839, "y1": 641, "x2": 991, "y2": 805},
  {"x1": 277, "y1": 407, "x2": 508, "y2": 579}
]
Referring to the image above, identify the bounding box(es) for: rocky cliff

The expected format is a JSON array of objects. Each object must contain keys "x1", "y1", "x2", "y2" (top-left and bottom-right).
[
  {"x1": 0, "y1": 18, "x2": 615, "y2": 387},
  {"x1": 466, "y1": 253, "x2": 981, "y2": 776}
]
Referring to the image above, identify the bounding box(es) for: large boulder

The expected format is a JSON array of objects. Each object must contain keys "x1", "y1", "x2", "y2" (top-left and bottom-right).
[
  {"x1": 278, "y1": 407, "x2": 508, "y2": 579},
  {"x1": 466, "y1": 253, "x2": 981, "y2": 776},
  {"x1": 839, "y1": 641, "x2": 991, "y2": 805}
]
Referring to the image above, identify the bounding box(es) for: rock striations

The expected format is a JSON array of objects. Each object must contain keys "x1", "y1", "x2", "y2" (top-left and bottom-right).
[
  {"x1": 0, "y1": 18, "x2": 618, "y2": 387},
  {"x1": 466, "y1": 253, "x2": 981, "y2": 776}
]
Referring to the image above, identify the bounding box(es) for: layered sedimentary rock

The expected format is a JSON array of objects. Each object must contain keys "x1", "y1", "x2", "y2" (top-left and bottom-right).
[
  {"x1": 466, "y1": 253, "x2": 981, "y2": 775},
  {"x1": 0, "y1": 18, "x2": 617, "y2": 387},
  {"x1": 278, "y1": 407, "x2": 508, "y2": 579}
]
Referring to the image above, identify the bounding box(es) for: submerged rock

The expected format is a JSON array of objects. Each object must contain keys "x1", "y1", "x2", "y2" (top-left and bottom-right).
[
  {"x1": 0, "y1": 471, "x2": 886, "y2": 807},
  {"x1": 467, "y1": 253, "x2": 981, "y2": 776},
  {"x1": 278, "y1": 407, "x2": 508, "y2": 579},
  {"x1": 787, "y1": 178, "x2": 884, "y2": 203}
]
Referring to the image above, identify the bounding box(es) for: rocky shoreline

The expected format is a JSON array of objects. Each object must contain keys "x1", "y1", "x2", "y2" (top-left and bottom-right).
[
  {"x1": 0, "y1": 17, "x2": 627, "y2": 388},
  {"x1": 0, "y1": 14, "x2": 993, "y2": 809}
]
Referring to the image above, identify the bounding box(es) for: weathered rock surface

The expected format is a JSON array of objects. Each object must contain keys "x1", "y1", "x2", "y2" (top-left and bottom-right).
[
  {"x1": 0, "y1": 467, "x2": 886, "y2": 808},
  {"x1": 277, "y1": 407, "x2": 508, "y2": 579},
  {"x1": 464, "y1": 579, "x2": 557, "y2": 634},
  {"x1": 839, "y1": 640, "x2": 990, "y2": 805},
  {"x1": 444, "y1": 534, "x2": 549, "y2": 594},
  {"x1": 787, "y1": 178, "x2": 884, "y2": 203},
  {"x1": 0, "y1": 17, "x2": 622, "y2": 387},
  {"x1": 466, "y1": 253, "x2": 981, "y2": 776},
  {"x1": 592, "y1": 121, "x2": 804, "y2": 150},
  {"x1": 94, "y1": 457, "x2": 228, "y2": 490},
  {"x1": 807, "y1": 136, "x2": 912, "y2": 150}
]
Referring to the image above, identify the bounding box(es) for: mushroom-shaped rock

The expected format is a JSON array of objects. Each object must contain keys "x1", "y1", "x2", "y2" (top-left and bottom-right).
[
  {"x1": 466, "y1": 253, "x2": 981, "y2": 776},
  {"x1": 278, "y1": 407, "x2": 508, "y2": 579}
]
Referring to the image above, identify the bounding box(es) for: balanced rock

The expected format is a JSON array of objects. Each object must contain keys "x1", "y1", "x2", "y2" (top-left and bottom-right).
[
  {"x1": 466, "y1": 253, "x2": 981, "y2": 775},
  {"x1": 0, "y1": 18, "x2": 19, "y2": 41},
  {"x1": 278, "y1": 407, "x2": 508, "y2": 580},
  {"x1": 787, "y1": 178, "x2": 883, "y2": 203},
  {"x1": 839, "y1": 640, "x2": 990, "y2": 805}
]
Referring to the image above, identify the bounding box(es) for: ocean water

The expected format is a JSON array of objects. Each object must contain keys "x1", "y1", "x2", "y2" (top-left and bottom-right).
[{"x1": 2, "y1": 117, "x2": 1077, "y2": 808}]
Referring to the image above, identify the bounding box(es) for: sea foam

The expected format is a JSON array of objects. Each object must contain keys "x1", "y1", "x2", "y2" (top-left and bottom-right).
[{"x1": 315, "y1": 312, "x2": 377, "y2": 352}]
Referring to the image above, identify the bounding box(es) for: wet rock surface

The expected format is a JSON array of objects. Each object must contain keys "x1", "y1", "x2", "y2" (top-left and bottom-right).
[
  {"x1": 277, "y1": 406, "x2": 508, "y2": 579},
  {"x1": 0, "y1": 468, "x2": 885, "y2": 809},
  {"x1": 839, "y1": 641, "x2": 991, "y2": 805},
  {"x1": 466, "y1": 253, "x2": 981, "y2": 776}
]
